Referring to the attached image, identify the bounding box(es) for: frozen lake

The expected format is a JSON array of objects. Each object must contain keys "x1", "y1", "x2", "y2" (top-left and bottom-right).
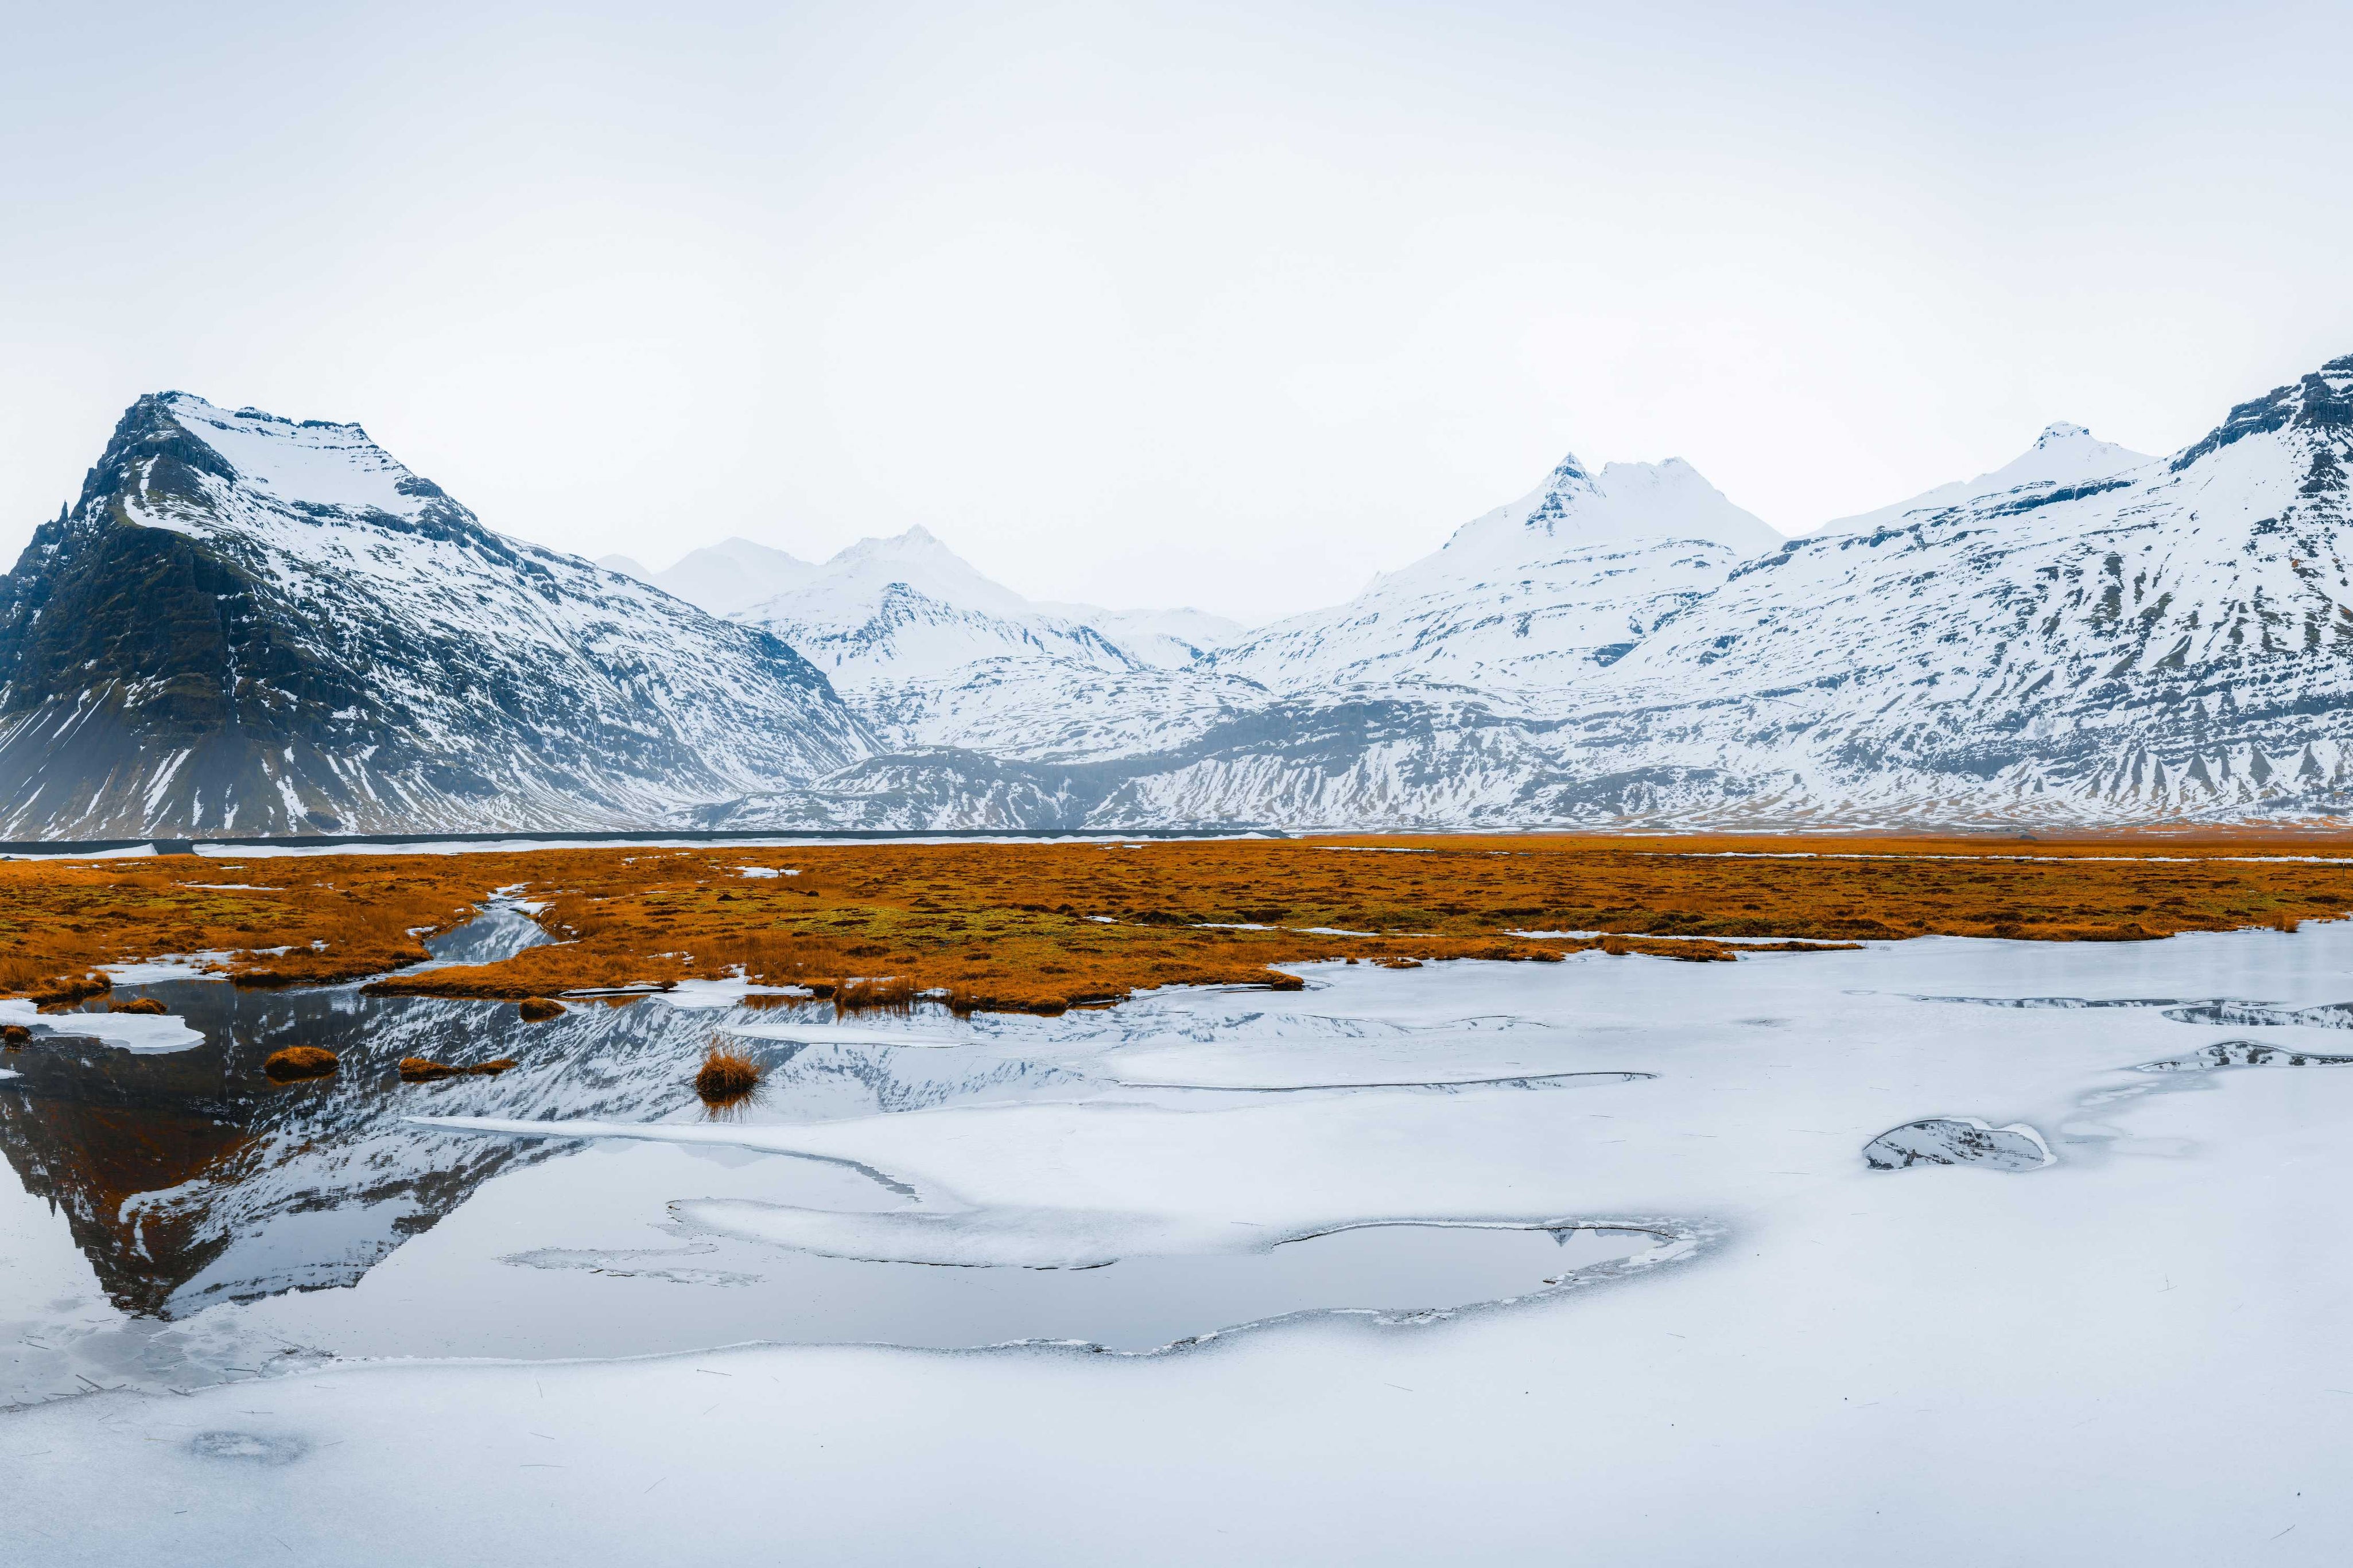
[{"x1": 9, "y1": 920, "x2": 2353, "y2": 1562}]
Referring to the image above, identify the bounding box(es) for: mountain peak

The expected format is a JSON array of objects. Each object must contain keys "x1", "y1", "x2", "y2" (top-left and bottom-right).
[
  {"x1": 123, "y1": 391, "x2": 431, "y2": 521},
  {"x1": 612, "y1": 537, "x2": 816, "y2": 615},
  {"x1": 1822, "y1": 422, "x2": 2155, "y2": 535},
  {"x1": 840, "y1": 524, "x2": 965, "y2": 567},
  {"x1": 0, "y1": 391, "x2": 867, "y2": 836},
  {"x1": 1542, "y1": 450, "x2": 1593, "y2": 492},
  {"x1": 1431, "y1": 448, "x2": 1776, "y2": 567}
]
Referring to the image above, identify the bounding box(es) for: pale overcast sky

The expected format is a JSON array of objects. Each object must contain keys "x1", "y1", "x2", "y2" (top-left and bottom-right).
[{"x1": 5, "y1": 1, "x2": 2351, "y2": 623}]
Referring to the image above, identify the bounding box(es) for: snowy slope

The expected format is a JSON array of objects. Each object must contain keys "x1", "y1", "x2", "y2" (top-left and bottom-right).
[
  {"x1": 1207, "y1": 453, "x2": 1781, "y2": 707},
  {"x1": 0, "y1": 394, "x2": 869, "y2": 836}
]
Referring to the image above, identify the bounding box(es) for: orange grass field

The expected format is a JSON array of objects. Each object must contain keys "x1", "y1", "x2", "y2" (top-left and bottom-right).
[{"x1": 5, "y1": 832, "x2": 2353, "y2": 1015}]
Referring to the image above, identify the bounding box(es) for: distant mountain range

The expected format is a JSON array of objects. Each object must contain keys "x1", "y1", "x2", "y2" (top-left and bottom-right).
[
  {"x1": 10, "y1": 353, "x2": 2352, "y2": 835},
  {"x1": 603, "y1": 531, "x2": 1251, "y2": 760}
]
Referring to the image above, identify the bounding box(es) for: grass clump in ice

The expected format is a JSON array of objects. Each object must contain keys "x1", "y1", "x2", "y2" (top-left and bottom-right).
[
  {"x1": 515, "y1": 997, "x2": 564, "y2": 1021},
  {"x1": 696, "y1": 1042, "x2": 763, "y2": 1108},
  {"x1": 110, "y1": 996, "x2": 169, "y2": 1015}
]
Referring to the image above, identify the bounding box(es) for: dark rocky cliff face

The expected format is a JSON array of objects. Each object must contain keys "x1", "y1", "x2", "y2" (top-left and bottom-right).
[{"x1": 0, "y1": 394, "x2": 869, "y2": 836}]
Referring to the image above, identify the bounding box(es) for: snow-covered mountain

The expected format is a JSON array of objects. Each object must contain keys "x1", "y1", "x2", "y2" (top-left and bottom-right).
[
  {"x1": 16, "y1": 356, "x2": 2353, "y2": 839},
  {"x1": 1033, "y1": 604, "x2": 1244, "y2": 670},
  {"x1": 721, "y1": 526, "x2": 1258, "y2": 758},
  {"x1": 1563, "y1": 359, "x2": 2353, "y2": 821},
  {"x1": 0, "y1": 394, "x2": 869, "y2": 836},
  {"x1": 1210, "y1": 453, "x2": 1780, "y2": 707},
  {"x1": 600, "y1": 536, "x2": 816, "y2": 618}
]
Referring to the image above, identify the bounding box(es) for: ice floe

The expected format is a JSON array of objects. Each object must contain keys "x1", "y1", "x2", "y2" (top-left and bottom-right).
[
  {"x1": 1862, "y1": 1116, "x2": 2055, "y2": 1171},
  {"x1": 0, "y1": 998, "x2": 204, "y2": 1054}
]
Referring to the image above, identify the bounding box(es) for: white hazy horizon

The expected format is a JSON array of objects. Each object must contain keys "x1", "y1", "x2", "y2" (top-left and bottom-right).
[{"x1": 6, "y1": 1, "x2": 2352, "y2": 624}]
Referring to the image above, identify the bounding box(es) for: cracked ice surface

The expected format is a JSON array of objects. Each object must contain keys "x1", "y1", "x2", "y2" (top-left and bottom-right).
[{"x1": 14, "y1": 925, "x2": 2353, "y2": 1562}]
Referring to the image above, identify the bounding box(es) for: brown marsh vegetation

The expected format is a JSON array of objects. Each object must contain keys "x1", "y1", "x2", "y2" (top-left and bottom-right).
[
  {"x1": 262, "y1": 1045, "x2": 338, "y2": 1081},
  {"x1": 0, "y1": 832, "x2": 2349, "y2": 1015}
]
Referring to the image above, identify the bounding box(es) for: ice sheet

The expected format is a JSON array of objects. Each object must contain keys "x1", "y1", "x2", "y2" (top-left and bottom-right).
[{"x1": 14, "y1": 926, "x2": 2353, "y2": 1562}]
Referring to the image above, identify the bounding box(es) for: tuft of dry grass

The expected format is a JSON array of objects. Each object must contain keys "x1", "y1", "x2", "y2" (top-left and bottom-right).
[
  {"x1": 1, "y1": 1024, "x2": 27, "y2": 1048},
  {"x1": 695, "y1": 1042, "x2": 763, "y2": 1107},
  {"x1": 515, "y1": 997, "x2": 565, "y2": 1022},
  {"x1": 109, "y1": 996, "x2": 168, "y2": 1015},
  {"x1": 263, "y1": 1045, "x2": 338, "y2": 1081}
]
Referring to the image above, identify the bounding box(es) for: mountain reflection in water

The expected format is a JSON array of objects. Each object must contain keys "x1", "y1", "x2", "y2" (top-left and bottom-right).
[
  {"x1": 0, "y1": 984, "x2": 702, "y2": 1318},
  {"x1": 0, "y1": 903, "x2": 1078, "y2": 1339},
  {"x1": 0, "y1": 912, "x2": 1630, "y2": 1409}
]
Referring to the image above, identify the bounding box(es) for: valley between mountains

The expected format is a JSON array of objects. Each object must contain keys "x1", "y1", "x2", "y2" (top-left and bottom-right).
[{"x1": 9, "y1": 355, "x2": 2353, "y2": 836}]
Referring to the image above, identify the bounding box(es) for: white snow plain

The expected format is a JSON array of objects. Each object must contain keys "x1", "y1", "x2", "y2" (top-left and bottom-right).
[{"x1": 12, "y1": 926, "x2": 2353, "y2": 1562}]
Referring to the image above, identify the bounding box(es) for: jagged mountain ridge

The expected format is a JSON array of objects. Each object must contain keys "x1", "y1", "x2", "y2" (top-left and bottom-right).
[{"x1": 0, "y1": 394, "x2": 870, "y2": 836}]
